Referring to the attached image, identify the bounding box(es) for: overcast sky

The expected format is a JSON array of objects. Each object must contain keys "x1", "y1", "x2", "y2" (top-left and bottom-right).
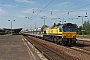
[{"x1": 0, "y1": 0, "x2": 90, "y2": 30}]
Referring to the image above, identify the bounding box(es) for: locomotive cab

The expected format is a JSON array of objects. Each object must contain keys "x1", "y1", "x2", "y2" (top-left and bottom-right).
[{"x1": 62, "y1": 23, "x2": 77, "y2": 45}]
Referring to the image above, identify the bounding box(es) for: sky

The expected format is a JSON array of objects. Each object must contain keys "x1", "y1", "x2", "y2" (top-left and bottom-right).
[{"x1": 0, "y1": 0, "x2": 90, "y2": 30}]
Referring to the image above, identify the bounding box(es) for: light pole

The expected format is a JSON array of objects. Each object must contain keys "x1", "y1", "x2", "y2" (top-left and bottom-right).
[
  {"x1": 8, "y1": 20, "x2": 15, "y2": 35},
  {"x1": 78, "y1": 16, "x2": 87, "y2": 36},
  {"x1": 41, "y1": 16, "x2": 46, "y2": 26}
]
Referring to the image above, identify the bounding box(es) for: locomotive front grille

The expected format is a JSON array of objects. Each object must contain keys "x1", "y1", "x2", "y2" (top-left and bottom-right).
[
  {"x1": 62, "y1": 32, "x2": 76, "y2": 38},
  {"x1": 66, "y1": 33, "x2": 71, "y2": 38}
]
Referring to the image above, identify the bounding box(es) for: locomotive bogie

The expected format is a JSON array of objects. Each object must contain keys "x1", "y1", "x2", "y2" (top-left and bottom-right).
[{"x1": 43, "y1": 34, "x2": 76, "y2": 45}]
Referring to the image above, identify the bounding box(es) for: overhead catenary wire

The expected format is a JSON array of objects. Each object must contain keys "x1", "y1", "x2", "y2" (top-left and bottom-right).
[
  {"x1": 26, "y1": 0, "x2": 47, "y2": 27},
  {"x1": 48, "y1": 2, "x2": 81, "y2": 19},
  {"x1": 57, "y1": 3, "x2": 90, "y2": 18},
  {"x1": 30, "y1": 0, "x2": 53, "y2": 28},
  {"x1": 30, "y1": 0, "x2": 46, "y2": 19},
  {"x1": 70, "y1": 3, "x2": 90, "y2": 13},
  {"x1": 32, "y1": 0, "x2": 53, "y2": 20}
]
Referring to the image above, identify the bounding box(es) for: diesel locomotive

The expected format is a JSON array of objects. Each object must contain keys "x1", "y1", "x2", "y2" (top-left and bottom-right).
[{"x1": 43, "y1": 23, "x2": 77, "y2": 45}]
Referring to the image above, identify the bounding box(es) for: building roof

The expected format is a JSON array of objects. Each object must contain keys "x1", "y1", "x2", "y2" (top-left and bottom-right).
[{"x1": 4, "y1": 28, "x2": 22, "y2": 34}]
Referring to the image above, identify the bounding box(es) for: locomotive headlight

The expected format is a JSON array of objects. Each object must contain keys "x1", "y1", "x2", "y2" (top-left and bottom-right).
[
  {"x1": 73, "y1": 36, "x2": 76, "y2": 38},
  {"x1": 63, "y1": 36, "x2": 66, "y2": 38}
]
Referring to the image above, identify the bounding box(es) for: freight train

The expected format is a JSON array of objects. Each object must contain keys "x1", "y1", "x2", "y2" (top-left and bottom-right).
[{"x1": 24, "y1": 23, "x2": 77, "y2": 45}]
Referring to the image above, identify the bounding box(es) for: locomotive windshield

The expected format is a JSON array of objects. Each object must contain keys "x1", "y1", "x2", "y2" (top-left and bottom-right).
[{"x1": 63, "y1": 26, "x2": 76, "y2": 32}]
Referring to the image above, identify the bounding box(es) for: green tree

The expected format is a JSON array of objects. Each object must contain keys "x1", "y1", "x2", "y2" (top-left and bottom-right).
[
  {"x1": 83, "y1": 20, "x2": 90, "y2": 35},
  {"x1": 57, "y1": 23, "x2": 61, "y2": 26},
  {"x1": 78, "y1": 20, "x2": 90, "y2": 35},
  {"x1": 77, "y1": 26, "x2": 82, "y2": 35},
  {"x1": 53, "y1": 23, "x2": 57, "y2": 27}
]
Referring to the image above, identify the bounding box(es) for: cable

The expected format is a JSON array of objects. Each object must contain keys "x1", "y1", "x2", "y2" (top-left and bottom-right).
[
  {"x1": 70, "y1": 3, "x2": 90, "y2": 12},
  {"x1": 31, "y1": 0, "x2": 46, "y2": 19},
  {"x1": 32, "y1": 0, "x2": 53, "y2": 19},
  {"x1": 57, "y1": 3, "x2": 90, "y2": 18}
]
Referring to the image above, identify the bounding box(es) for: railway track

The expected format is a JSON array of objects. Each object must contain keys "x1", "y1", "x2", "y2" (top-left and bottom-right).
[
  {"x1": 69, "y1": 47, "x2": 90, "y2": 55},
  {"x1": 61, "y1": 38, "x2": 90, "y2": 56},
  {"x1": 23, "y1": 35, "x2": 90, "y2": 60},
  {"x1": 71, "y1": 40, "x2": 90, "y2": 55},
  {"x1": 24, "y1": 35, "x2": 74, "y2": 60}
]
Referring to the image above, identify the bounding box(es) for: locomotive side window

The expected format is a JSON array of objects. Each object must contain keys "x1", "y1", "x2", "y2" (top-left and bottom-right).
[
  {"x1": 44, "y1": 31, "x2": 46, "y2": 34},
  {"x1": 59, "y1": 28, "x2": 62, "y2": 32}
]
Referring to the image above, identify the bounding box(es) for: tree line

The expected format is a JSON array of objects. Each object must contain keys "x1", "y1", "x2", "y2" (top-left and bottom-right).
[
  {"x1": 42, "y1": 20, "x2": 90, "y2": 35},
  {"x1": 78, "y1": 20, "x2": 90, "y2": 35}
]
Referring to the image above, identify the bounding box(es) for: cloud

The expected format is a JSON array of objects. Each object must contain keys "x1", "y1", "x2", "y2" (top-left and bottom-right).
[
  {"x1": 22, "y1": 9, "x2": 33, "y2": 14},
  {"x1": 0, "y1": 8, "x2": 6, "y2": 13},
  {"x1": 22, "y1": 8, "x2": 40, "y2": 14},
  {"x1": 15, "y1": 0, "x2": 30, "y2": 2},
  {"x1": 15, "y1": 0, "x2": 36, "y2": 4},
  {"x1": 4, "y1": 4, "x2": 12, "y2": 7},
  {"x1": 0, "y1": 3, "x2": 19, "y2": 7},
  {"x1": 0, "y1": 3, "x2": 12, "y2": 7},
  {"x1": 56, "y1": 2, "x2": 69, "y2": 6},
  {"x1": 15, "y1": 14, "x2": 26, "y2": 18}
]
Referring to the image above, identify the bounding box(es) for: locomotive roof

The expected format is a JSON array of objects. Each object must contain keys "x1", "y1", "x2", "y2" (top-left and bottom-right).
[
  {"x1": 63, "y1": 23, "x2": 76, "y2": 27},
  {"x1": 43, "y1": 23, "x2": 76, "y2": 30},
  {"x1": 54, "y1": 23, "x2": 76, "y2": 28}
]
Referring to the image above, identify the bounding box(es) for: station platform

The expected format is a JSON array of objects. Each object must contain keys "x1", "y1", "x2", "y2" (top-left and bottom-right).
[{"x1": 0, "y1": 35, "x2": 42, "y2": 60}]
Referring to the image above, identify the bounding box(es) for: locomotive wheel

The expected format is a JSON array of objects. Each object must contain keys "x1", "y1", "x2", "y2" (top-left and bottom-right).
[
  {"x1": 61, "y1": 39, "x2": 66, "y2": 45},
  {"x1": 56, "y1": 37, "x2": 60, "y2": 44},
  {"x1": 59, "y1": 40, "x2": 62, "y2": 45},
  {"x1": 72, "y1": 41, "x2": 76, "y2": 45},
  {"x1": 53, "y1": 37, "x2": 57, "y2": 43}
]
